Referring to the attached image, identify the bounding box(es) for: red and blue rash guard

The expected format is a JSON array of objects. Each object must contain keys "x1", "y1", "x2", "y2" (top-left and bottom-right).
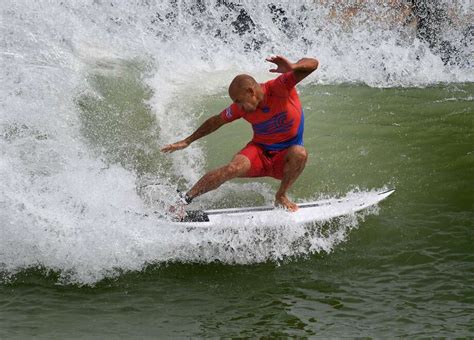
[{"x1": 220, "y1": 72, "x2": 304, "y2": 151}]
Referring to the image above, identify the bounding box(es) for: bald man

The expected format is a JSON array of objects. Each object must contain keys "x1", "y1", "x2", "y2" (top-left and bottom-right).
[{"x1": 161, "y1": 55, "x2": 319, "y2": 212}]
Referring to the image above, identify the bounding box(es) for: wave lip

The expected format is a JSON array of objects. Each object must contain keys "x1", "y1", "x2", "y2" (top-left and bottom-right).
[{"x1": 2, "y1": 1, "x2": 472, "y2": 89}]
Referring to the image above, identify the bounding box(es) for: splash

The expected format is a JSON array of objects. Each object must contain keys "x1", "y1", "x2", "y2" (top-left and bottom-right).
[{"x1": 0, "y1": 0, "x2": 470, "y2": 284}]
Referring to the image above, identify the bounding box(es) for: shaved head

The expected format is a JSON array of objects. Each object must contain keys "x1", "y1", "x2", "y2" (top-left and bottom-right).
[
  {"x1": 229, "y1": 74, "x2": 258, "y2": 97},
  {"x1": 228, "y1": 74, "x2": 264, "y2": 112}
]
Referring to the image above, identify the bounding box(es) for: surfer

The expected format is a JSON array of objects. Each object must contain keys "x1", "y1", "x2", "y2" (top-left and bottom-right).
[{"x1": 161, "y1": 55, "x2": 319, "y2": 212}]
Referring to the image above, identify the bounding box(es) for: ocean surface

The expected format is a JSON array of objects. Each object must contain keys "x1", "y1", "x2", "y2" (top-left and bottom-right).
[{"x1": 1, "y1": 1, "x2": 473, "y2": 337}]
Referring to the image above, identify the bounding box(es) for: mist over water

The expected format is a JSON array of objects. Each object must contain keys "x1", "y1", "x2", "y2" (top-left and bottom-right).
[{"x1": 1, "y1": 1, "x2": 472, "y2": 285}]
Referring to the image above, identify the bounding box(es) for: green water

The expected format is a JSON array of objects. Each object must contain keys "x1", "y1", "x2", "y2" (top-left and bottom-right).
[{"x1": 1, "y1": 79, "x2": 473, "y2": 337}]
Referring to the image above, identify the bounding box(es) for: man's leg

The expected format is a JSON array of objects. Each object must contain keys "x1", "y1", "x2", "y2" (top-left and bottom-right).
[
  {"x1": 275, "y1": 145, "x2": 308, "y2": 211},
  {"x1": 186, "y1": 154, "x2": 251, "y2": 200}
]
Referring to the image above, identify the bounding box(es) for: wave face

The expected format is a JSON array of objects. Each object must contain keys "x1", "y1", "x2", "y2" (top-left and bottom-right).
[{"x1": 0, "y1": 0, "x2": 471, "y2": 285}]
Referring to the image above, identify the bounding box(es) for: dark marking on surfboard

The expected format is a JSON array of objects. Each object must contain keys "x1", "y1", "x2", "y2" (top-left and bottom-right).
[{"x1": 204, "y1": 201, "x2": 334, "y2": 215}]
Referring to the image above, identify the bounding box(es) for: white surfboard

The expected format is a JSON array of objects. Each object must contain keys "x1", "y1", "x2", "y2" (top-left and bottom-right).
[{"x1": 173, "y1": 189, "x2": 395, "y2": 228}]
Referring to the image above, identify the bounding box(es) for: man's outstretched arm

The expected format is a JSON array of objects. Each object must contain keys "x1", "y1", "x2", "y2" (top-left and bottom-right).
[
  {"x1": 266, "y1": 55, "x2": 319, "y2": 84},
  {"x1": 161, "y1": 114, "x2": 227, "y2": 153}
]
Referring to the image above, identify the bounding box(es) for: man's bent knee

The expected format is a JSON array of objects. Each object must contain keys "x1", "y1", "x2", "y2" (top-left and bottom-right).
[
  {"x1": 287, "y1": 146, "x2": 308, "y2": 164},
  {"x1": 225, "y1": 155, "x2": 251, "y2": 178}
]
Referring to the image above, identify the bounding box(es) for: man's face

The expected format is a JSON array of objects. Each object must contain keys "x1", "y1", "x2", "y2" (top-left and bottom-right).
[{"x1": 231, "y1": 87, "x2": 259, "y2": 112}]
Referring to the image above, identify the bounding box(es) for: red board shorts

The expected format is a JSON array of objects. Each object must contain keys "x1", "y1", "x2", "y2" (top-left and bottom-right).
[{"x1": 238, "y1": 142, "x2": 289, "y2": 180}]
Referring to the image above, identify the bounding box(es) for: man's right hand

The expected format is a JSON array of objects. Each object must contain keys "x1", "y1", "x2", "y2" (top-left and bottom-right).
[{"x1": 160, "y1": 140, "x2": 190, "y2": 153}]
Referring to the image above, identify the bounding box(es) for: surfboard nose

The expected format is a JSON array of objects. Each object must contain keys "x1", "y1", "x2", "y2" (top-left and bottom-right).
[{"x1": 378, "y1": 189, "x2": 396, "y2": 198}]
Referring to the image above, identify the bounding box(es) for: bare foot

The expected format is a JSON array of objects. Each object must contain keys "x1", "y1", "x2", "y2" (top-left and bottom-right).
[{"x1": 275, "y1": 194, "x2": 299, "y2": 212}]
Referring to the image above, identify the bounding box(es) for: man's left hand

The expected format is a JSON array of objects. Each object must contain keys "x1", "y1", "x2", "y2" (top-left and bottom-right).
[{"x1": 266, "y1": 55, "x2": 294, "y2": 74}]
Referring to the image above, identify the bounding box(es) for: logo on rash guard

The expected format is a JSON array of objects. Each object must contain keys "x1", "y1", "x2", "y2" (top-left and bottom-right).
[
  {"x1": 225, "y1": 107, "x2": 233, "y2": 119},
  {"x1": 253, "y1": 111, "x2": 293, "y2": 136}
]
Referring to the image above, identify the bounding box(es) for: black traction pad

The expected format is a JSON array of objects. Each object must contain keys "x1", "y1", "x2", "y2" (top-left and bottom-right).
[{"x1": 181, "y1": 210, "x2": 210, "y2": 222}]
